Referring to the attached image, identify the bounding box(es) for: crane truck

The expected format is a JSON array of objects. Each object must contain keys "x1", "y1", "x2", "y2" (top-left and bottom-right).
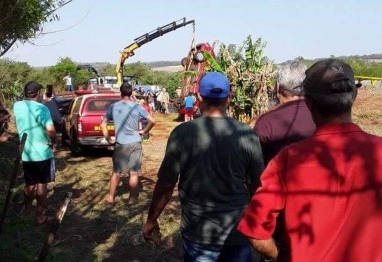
[{"x1": 115, "y1": 17, "x2": 195, "y2": 88}]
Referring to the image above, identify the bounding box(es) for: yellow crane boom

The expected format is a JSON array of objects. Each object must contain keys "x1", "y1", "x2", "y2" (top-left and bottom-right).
[{"x1": 116, "y1": 17, "x2": 195, "y2": 87}]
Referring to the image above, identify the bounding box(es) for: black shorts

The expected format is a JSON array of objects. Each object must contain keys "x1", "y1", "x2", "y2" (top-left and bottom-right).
[{"x1": 23, "y1": 158, "x2": 54, "y2": 185}]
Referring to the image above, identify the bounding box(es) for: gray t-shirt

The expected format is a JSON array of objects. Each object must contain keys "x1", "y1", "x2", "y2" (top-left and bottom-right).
[
  {"x1": 105, "y1": 100, "x2": 148, "y2": 144},
  {"x1": 158, "y1": 116, "x2": 264, "y2": 245}
]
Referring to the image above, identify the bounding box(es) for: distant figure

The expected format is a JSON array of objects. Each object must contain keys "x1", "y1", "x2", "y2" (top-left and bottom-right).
[
  {"x1": 238, "y1": 59, "x2": 382, "y2": 262},
  {"x1": 63, "y1": 73, "x2": 73, "y2": 92},
  {"x1": 138, "y1": 87, "x2": 145, "y2": 96},
  {"x1": 147, "y1": 91, "x2": 155, "y2": 113},
  {"x1": 161, "y1": 88, "x2": 170, "y2": 114},
  {"x1": 184, "y1": 92, "x2": 196, "y2": 122}
]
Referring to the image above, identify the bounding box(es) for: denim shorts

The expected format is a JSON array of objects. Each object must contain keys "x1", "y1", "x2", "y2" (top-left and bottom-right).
[
  {"x1": 182, "y1": 237, "x2": 253, "y2": 262},
  {"x1": 112, "y1": 142, "x2": 142, "y2": 173}
]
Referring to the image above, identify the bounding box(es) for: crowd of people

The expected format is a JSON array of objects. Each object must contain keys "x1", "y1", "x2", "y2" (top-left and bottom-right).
[{"x1": 9, "y1": 59, "x2": 382, "y2": 261}]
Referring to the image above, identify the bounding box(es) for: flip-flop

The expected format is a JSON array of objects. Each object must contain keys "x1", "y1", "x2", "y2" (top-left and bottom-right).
[{"x1": 35, "y1": 216, "x2": 54, "y2": 226}]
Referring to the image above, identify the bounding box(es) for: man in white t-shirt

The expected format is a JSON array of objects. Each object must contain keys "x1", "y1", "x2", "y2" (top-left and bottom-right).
[{"x1": 63, "y1": 73, "x2": 73, "y2": 91}]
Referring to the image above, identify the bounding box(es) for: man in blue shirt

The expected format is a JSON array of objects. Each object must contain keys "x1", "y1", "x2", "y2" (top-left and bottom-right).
[
  {"x1": 101, "y1": 83, "x2": 156, "y2": 205},
  {"x1": 13, "y1": 81, "x2": 57, "y2": 225}
]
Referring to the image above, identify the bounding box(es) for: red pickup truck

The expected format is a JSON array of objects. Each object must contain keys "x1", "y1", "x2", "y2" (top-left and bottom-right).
[{"x1": 61, "y1": 93, "x2": 120, "y2": 154}]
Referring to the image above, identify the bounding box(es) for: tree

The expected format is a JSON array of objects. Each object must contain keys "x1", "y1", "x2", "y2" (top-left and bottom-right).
[
  {"x1": 0, "y1": 0, "x2": 74, "y2": 57},
  {"x1": 0, "y1": 58, "x2": 32, "y2": 101}
]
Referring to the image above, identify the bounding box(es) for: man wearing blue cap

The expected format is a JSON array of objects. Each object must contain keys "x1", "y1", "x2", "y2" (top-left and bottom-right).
[{"x1": 142, "y1": 72, "x2": 264, "y2": 261}]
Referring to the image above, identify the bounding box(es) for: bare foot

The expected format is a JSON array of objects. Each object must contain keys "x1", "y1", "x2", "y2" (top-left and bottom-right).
[
  {"x1": 104, "y1": 194, "x2": 115, "y2": 204},
  {"x1": 35, "y1": 215, "x2": 54, "y2": 226},
  {"x1": 127, "y1": 197, "x2": 135, "y2": 205},
  {"x1": 0, "y1": 132, "x2": 11, "y2": 143}
]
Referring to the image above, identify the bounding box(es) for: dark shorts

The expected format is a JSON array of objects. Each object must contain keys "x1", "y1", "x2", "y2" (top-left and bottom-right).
[
  {"x1": 112, "y1": 142, "x2": 142, "y2": 173},
  {"x1": 23, "y1": 158, "x2": 55, "y2": 185}
]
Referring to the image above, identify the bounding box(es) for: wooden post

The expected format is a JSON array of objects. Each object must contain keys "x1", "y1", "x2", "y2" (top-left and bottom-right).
[
  {"x1": 0, "y1": 133, "x2": 27, "y2": 236},
  {"x1": 37, "y1": 191, "x2": 72, "y2": 262}
]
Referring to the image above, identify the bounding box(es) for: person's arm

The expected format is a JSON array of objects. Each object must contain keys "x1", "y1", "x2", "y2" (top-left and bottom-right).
[
  {"x1": 247, "y1": 238, "x2": 279, "y2": 261},
  {"x1": 138, "y1": 114, "x2": 155, "y2": 136},
  {"x1": 238, "y1": 151, "x2": 287, "y2": 259},
  {"x1": 142, "y1": 127, "x2": 180, "y2": 242},
  {"x1": 142, "y1": 180, "x2": 175, "y2": 241},
  {"x1": 247, "y1": 132, "x2": 265, "y2": 194},
  {"x1": 100, "y1": 117, "x2": 115, "y2": 145},
  {"x1": 101, "y1": 105, "x2": 115, "y2": 145}
]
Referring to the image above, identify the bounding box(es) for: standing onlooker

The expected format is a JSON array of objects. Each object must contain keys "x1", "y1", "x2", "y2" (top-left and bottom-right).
[
  {"x1": 142, "y1": 72, "x2": 264, "y2": 261},
  {"x1": 42, "y1": 86, "x2": 64, "y2": 134},
  {"x1": 251, "y1": 61, "x2": 316, "y2": 260},
  {"x1": 147, "y1": 91, "x2": 155, "y2": 113},
  {"x1": 13, "y1": 81, "x2": 56, "y2": 225},
  {"x1": 160, "y1": 88, "x2": 170, "y2": 114},
  {"x1": 63, "y1": 73, "x2": 73, "y2": 92},
  {"x1": 184, "y1": 92, "x2": 195, "y2": 122},
  {"x1": 254, "y1": 61, "x2": 316, "y2": 166},
  {"x1": 101, "y1": 83, "x2": 155, "y2": 205},
  {"x1": 238, "y1": 59, "x2": 382, "y2": 262}
]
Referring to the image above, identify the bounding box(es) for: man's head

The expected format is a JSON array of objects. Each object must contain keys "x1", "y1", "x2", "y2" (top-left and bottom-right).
[
  {"x1": 120, "y1": 82, "x2": 133, "y2": 97},
  {"x1": 24, "y1": 81, "x2": 42, "y2": 99},
  {"x1": 303, "y1": 58, "x2": 358, "y2": 122},
  {"x1": 276, "y1": 61, "x2": 307, "y2": 102},
  {"x1": 198, "y1": 72, "x2": 230, "y2": 108}
]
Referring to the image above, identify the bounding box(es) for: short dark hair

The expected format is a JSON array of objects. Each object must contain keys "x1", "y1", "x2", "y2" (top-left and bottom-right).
[
  {"x1": 201, "y1": 96, "x2": 227, "y2": 107},
  {"x1": 120, "y1": 83, "x2": 133, "y2": 97},
  {"x1": 304, "y1": 79, "x2": 357, "y2": 118}
]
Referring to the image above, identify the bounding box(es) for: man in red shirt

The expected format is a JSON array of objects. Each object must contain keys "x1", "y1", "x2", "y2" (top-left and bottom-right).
[{"x1": 238, "y1": 59, "x2": 382, "y2": 262}]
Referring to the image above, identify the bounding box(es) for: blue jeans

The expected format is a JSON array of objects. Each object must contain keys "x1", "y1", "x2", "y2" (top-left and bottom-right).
[
  {"x1": 66, "y1": 85, "x2": 73, "y2": 91},
  {"x1": 182, "y1": 238, "x2": 253, "y2": 262}
]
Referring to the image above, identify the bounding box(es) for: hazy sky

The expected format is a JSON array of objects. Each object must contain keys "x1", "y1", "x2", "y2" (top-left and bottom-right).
[{"x1": 4, "y1": 0, "x2": 382, "y2": 67}]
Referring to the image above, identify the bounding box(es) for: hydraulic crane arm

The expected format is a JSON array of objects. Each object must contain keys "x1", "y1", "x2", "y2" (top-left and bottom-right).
[{"x1": 116, "y1": 17, "x2": 195, "y2": 86}]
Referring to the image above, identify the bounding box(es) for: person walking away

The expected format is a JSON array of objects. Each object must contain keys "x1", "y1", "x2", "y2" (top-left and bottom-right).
[
  {"x1": 161, "y1": 88, "x2": 170, "y2": 114},
  {"x1": 63, "y1": 73, "x2": 73, "y2": 92},
  {"x1": 238, "y1": 59, "x2": 382, "y2": 262},
  {"x1": 42, "y1": 85, "x2": 64, "y2": 133},
  {"x1": 13, "y1": 81, "x2": 57, "y2": 225},
  {"x1": 254, "y1": 61, "x2": 316, "y2": 165},
  {"x1": 184, "y1": 92, "x2": 196, "y2": 122},
  {"x1": 251, "y1": 61, "x2": 316, "y2": 260},
  {"x1": 101, "y1": 83, "x2": 155, "y2": 205},
  {"x1": 142, "y1": 72, "x2": 264, "y2": 262},
  {"x1": 147, "y1": 91, "x2": 155, "y2": 113}
]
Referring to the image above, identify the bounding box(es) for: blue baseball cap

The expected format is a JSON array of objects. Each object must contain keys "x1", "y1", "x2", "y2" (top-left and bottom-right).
[{"x1": 199, "y1": 72, "x2": 230, "y2": 99}]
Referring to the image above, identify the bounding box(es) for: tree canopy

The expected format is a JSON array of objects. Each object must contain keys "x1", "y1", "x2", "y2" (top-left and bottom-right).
[{"x1": 0, "y1": 0, "x2": 73, "y2": 56}]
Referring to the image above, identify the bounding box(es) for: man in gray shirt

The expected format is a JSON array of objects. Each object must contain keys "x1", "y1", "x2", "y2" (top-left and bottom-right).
[{"x1": 101, "y1": 83, "x2": 155, "y2": 205}]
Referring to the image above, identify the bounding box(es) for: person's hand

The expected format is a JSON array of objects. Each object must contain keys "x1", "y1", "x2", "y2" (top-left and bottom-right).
[
  {"x1": 142, "y1": 220, "x2": 161, "y2": 245},
  {"x1": 47, "y1": 141, "x2": 56, "y2": 152},
  {"x1": 107, "y1": 137, "x2": 116, "y2": 145}
]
